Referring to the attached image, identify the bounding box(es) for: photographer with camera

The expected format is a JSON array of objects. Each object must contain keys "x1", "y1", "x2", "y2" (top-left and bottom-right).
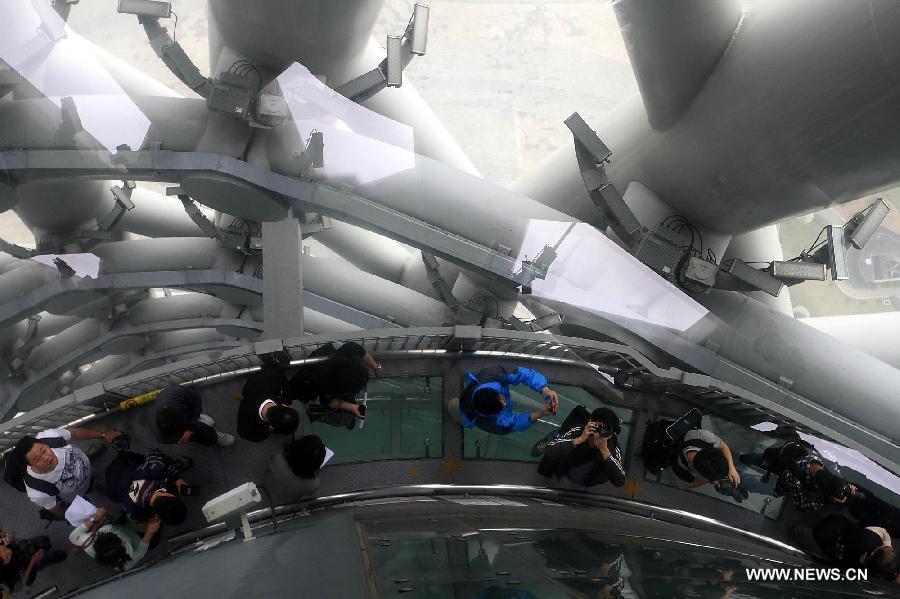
[
  {"x1": 534, "y1": 406, "x2": 626, "y2": 488},
  {"x1": 740, "y1": 440, "x2": 858, "y2": 511},
  {"x1": 452, "y1": 366, "x2": 559, "y2": 435},
  {"x1": 672, "y1": 429, "x2": 773, "y2": 502}
]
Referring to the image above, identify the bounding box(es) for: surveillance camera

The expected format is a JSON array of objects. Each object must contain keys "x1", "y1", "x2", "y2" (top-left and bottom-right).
[{"x1": 202, "y1": 482, "x2": 262, "y2": 523}]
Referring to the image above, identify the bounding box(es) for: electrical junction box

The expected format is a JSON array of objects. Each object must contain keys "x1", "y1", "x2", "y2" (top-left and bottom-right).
[
  {"x1": 633, "y1": 226, "x2": 687, "y2": 280},
  {"x1": 682, "y1": 256, "x2": 718, "y2": 286},
  {"x1": 202, "y1": 482, "x2": 262, "y2": 522},
  {"x1": 208, "y1": 73, "x2": 254, "y2": 118}
]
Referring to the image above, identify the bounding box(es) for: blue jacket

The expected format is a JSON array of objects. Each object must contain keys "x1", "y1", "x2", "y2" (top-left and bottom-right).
[{"x1": 459, "y1": 367, "x2": 549, "y2": 434}]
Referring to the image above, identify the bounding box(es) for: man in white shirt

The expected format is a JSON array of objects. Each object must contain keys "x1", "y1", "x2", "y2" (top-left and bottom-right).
[{"x1": 7, "y1": 427, "x2": 122, "y2": 516}]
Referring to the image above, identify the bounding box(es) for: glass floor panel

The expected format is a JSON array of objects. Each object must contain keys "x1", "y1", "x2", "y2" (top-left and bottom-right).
[
  {"x1": 463, "y1": 383, "x2": 634, "y2": 464},
  {"x1": 366, "y1": 526, "x2": 869, "y2": 599},
  {"x1": 645, "y1": 413, "x2": 786, "y2": 519},
  {"x1": 310, "y1": 375, "x2": 443, "y2": 463}
]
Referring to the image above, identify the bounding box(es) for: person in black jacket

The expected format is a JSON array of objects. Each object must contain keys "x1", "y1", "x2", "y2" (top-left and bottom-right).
[
  {"x1": 236, "y1": 365, "x2": 300, "y2": 442},
  {"x1": 534, "y1": 406, "x2": 626, "y2": 488},
  {"x1": 0, "y1": 534, "x2": 66, "y2": 592},
  {"x1": 105, "y1": 448, "x2": 196, "y2": 526},
  {"x1": 811, "y1": 514, "x2": 898, "y2": 581},
  {"x1": 288, "y1": 342, "x2": 382, "y2": 429},
  {"x1": 154, "y1": 385, "x2": 235, "y2": 447}
]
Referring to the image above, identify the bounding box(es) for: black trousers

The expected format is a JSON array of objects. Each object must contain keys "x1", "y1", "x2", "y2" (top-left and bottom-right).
[{"x1": 190, "y1": 421, "x2": 219, "y2": 446}]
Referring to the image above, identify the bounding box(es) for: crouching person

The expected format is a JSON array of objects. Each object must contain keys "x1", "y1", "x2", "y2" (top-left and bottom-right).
[
  {"x1": 264, "y1": 435, "x2": 328, "y2": 502},
  {"x1": 69, "y1": 506, "x2": 161, "y2": 571},
  {"x1": 809, "y1": 514, "x2": 898, "y2": 582},
  {"x1": 154, "y1": 385, "x2": 235, "y2": 447},
  {"x1": 535, "y1": 406, "x2": 626, "y2": 488},
  {"x1": 106, "y1": 448, "x2": 196, "y2": 528},
  {"x1": 0, "y1": 533, "x2": 66, "y2": 592}
]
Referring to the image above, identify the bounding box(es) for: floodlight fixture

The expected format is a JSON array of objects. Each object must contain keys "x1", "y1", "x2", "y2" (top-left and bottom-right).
[
  {"x1": 411, "y1": 4, "x2": 430, "y2": 55},
  {"x1": 117, "y1": 0, "x2": 172, "y2": 18},
  {"x1": 565, "y1": 112, "x2": 612, "y2": 164},
  {"x1": 848, "y1": 197, "x2": 891, "y2": 250},
  {"x1": 386, "y1": 35, "x2": 403, "y2": 87},
  {"x1": 771, "y1": 260, "x2": 826, "y2": 281},
  {"x1": 825, "y1": 225, "x2": 849, "y2": 280},
  {"x1": 724, "y1": 258, "x2": 785, "y2": 297}
]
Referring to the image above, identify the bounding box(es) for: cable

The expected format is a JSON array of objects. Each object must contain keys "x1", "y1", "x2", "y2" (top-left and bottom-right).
[
  {"x1": 170, "y1": 11, "x2": 178, "y2": 42},
  {"x1": 228, "y1": 60, "x2": 263, "y2": 92}
]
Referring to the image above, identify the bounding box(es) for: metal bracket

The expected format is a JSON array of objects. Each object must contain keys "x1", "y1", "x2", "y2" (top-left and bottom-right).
[
  {"x1": 335, "y1": 3, "x2": 430, "y2": 102},
  {"x1": 565, "y1": 112, "x2": 643, "y2": 247},
  {"x1": 421, "y1": 252, "x2": 461, "y2": 311},
  {"x1": 130, "y1": 10, "x2": 211, "y2": 98},
  {"x1": 0, "y1": 236, "x2": 35, "y2": 259}
]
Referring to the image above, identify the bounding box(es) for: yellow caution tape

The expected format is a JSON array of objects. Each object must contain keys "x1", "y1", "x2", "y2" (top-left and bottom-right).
[{"x1": 119, "y1": 388, "x2": 163, "y2": 411}]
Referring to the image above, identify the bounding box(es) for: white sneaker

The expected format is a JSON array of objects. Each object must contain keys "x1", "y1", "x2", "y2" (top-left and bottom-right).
[
  {"x1": 198, "y1": 414, "x2": 216, "y2": 427},
  {"x1": 216, "y1": 431, "x2": 236, "y2": 447}
]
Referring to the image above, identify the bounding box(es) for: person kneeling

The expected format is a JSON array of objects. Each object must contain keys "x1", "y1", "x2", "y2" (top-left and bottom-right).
[
  {"x1": 264, "y1": 435, "x2": 328, "y2": 502},
  {"x1": 535, "y1": 406, "x2": 626, "y2": 488},
  {"x1": 155, "y1": 385, "x2": 235, "y2": 447},
  {"x1": 105, "y1": 448, "x2": 195, "y2": 528}
]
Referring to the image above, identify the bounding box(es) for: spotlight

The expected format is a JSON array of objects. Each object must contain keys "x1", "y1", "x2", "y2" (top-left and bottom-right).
[
  {"x1": 771, "y1": 260, "x2": 826, "y2": 281},
  {"x1": 411, "y1": 4, "x2": 430, "y2": 56},
  {"x1": 847, "y1": 198, "x2": 891, "y2": 250},
  {"x1": 825, "y1": 225, "x2": 849, "y2": 280},
  {"x1": 386, "y1": 35, "x2": 403, "y2": 87},
  {"x1": 117, "y1": 0, "x2": 171, "y2": 18},
  {"x1": 723, "y1": 258, "x2": 784, "y2": 297}
]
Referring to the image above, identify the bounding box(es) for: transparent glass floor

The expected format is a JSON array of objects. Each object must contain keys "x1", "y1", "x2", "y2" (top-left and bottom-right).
[
  {"x1": 645, "y1": 413, "x2": 787, "y2": 519},
  {"x1": 310, "y1": 376, "x2": 443, "y2": 463},
  {"x1": 365, "y1": 527, "x2": 862, "y2": 599},
  {"x1": 463, "y1": 384, "x2": 634, "y2": 463}
]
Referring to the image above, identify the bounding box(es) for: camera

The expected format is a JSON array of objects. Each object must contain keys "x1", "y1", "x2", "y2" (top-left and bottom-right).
[
  {"x1": 833, "y1": 481, "x2": 853, "y2": 501},
  {"x1": 178, "y1": 484, "x2": 199, "y2": 497},
  {"x1": 595, "y1": 420, "x2": 612, "y2": 437},
  {"x1": 714, "y1": 479, "x2": 748, "y2": 503}
]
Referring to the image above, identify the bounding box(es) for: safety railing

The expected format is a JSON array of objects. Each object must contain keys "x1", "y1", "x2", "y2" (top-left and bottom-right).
[{"x1": 0, "y1": 326, "x2": 896, "y2": 473}]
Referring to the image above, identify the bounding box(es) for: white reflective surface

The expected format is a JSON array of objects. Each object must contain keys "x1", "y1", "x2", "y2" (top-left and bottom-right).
[
  {"x1": 278, "y1": 63, "x2": 415, "y2": 185},
  {"x1": 31, "y1": 252, "x2": 100, "y2": 278},
  {"x1": 0, "y1": 0, "x2": 150, "y2": 151},
  {"x1": 753, "y1": 422, "x2": 900, "y2": 494},
  {"x1": 518, "y1": 220, "x2": 709, "y2": 331}
]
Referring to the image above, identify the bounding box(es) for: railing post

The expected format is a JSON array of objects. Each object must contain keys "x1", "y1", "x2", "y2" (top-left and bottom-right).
[
  {"x1": 254, "y1": 338, "x2": 290, "y2": 365},
  {"x1": 446, "y1": 325, "x2": 482, "y2": 352}
]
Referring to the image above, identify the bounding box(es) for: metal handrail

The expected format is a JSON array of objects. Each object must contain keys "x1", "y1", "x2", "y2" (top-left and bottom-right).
[
  {"x1": 56, "y1": 483, "x2": 811, "y2": 599},
  {"x1": 0, "y1": 326, "x2": 896, "y2": 473}
]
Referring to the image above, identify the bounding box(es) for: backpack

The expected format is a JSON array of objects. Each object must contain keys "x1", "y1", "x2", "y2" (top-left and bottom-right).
[
  {"x1": 760, "y1": 439, "x2": 816, "y2": 480},
  {"x1": 639, "y1": 409, "x2": 703, "y2": 474},
  {"x1": 3, "y1": 436, "x2": 68, "y2": 496}
]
